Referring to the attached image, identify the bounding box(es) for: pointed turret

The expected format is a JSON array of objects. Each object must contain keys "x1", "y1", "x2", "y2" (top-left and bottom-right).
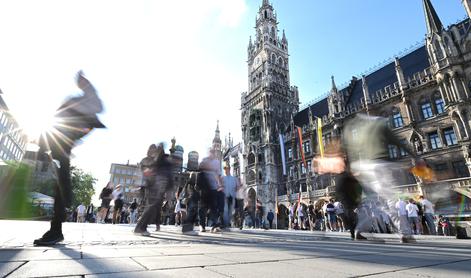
[
  {"x1": 462, "y1": 0, "x2": 471, "y2": 19},
  {"x1": 331, "y1": 75, "x2": 338, "y2": 93},
  {"x1": 282, "y1": 30, "x2": 287, "y2": 43},
  {"x1": 422, "y1": 0, "x2": 443, "y2": 35},
  {"x1": 394, "y1": 57, "x2": 407, "y2": 91},
  {"x1": 248, "y1": 36, "x2": 253, "y2": 49},
  {"x1": 262, "y1": 0, "x2": 270, "y2": 7}
]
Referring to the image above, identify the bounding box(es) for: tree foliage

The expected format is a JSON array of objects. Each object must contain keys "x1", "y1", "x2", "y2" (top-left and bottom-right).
[{"x1": 70, "y1": 166, "x2": 96, "y2": 208}]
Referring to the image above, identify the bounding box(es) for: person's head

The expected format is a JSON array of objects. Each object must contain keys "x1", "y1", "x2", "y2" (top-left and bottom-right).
[
  {"x1": 224, "y1": 165, "x2": 231, "y2": 175},
  {"x1": 408, "y1": 198, "x2": 414, "y2": 203},
  {"x1": 419, "y1": 195, "x2": 425, "y2": 200},
  {"x1": 147, "y1": 144, "x2": 158, "y2": 157},
  {"x1": 329, "y1": 199, "x2": 334, "y2": 203}
]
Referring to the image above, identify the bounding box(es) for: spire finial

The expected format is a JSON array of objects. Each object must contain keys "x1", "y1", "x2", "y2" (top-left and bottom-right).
[
  {"x1": 422, "y1": 0, "x2": 443, "y2": 34},
  {"x1": 331, "y1": 75, "x2": 337, "y2": 92}
]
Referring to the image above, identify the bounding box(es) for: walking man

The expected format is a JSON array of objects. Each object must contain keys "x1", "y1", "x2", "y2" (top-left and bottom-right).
[
  {"x1": 267, "y1": 209, "x2": 274, "y2": 229},
  {"x1": 419, "y1": 195, "x2": 436, "y2": 235},
  {"x1": 76, "y1": 203, "x2": 86, "y2": 223},
  {"x1": 222, "y1": 164, "x2": 238, "y2": 228},
  {"x1": 34, "y1": 71, "x2": 105, "y2": 246}
]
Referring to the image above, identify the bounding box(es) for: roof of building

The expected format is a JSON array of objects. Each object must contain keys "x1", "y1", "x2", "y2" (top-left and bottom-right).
[{"x1": 294, "y1": 45, "x2": 430, "y2": 127}]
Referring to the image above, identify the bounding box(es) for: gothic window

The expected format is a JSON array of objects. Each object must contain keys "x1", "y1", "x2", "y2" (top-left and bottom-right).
[
  {"x1": 434, "y1": 96, "x2": 445, "y2": 114},
  {"x1": 303, "y1": 141, "x2": 311, "y2": 154},
  {"x1": 452, "y1": 161, "x2": 469, "y2": 178},
  {"x1": 300, "y1": 163, "x2": 306, "y2": 175},
  {"x1": 388, "y1": 145, "x2": 399, "y2": 159},
  {"x1": 278, "y1": 57, "x2": 283, "y2": 67},
  {"x1": 271, "y1": 53, "x2": 276, "y2": 64},
  {"x1": 264, "y1": 10, "x2": 268, "y2": 19},
  {"x1": 443, "y1": 128, "x2": 458, "y2": 146},
  {"x1": 248, "y1": 170, "x2": 256, "y2": 183},
  {"x1": 392, "y1": 110, "x2": 404, "y2": 128},
  {"x1": 258, "y1": 153, "x2": 264, "y2": 164},
  {"x1": 248, "y1": 153, "x2": 255, "y2": 165},
  {"x1": 399, "y1": 139, "x2": 408, "y2": 157},
  {"x1": 307, "y1": 160, "x2": 312, "y2": 174},
  {"x1": 258, "y1": 171, "x2": 262, "y2": 183},
  {"x1": 421, "y1": 102, "x2": 433, "y2": 119},
  {"x1": 429, "y1": 132, "x2": 442, "y2": 150},
  {"x1": 434, "y1": 40, "x2": 444, "y2": 60},
  {"x1": 289, "y1": 165, "x2": 294, "y2": 178}
]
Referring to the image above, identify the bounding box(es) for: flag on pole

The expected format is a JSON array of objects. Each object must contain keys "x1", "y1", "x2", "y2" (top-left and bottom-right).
[
  {"x1": 317, "y1": 118, "x2": 324, "y2": 158},
  {"x1": 279, "y1": 133, "x2": 287, "y2": 176},
  {"x1": 297, "y1": 127, "x2": 307, "y2": 168}
]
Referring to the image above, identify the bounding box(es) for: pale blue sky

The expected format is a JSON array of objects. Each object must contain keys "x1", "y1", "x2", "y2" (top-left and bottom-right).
[{"x1": 0, "y1": 0, "x2": 466, "y2": 203}]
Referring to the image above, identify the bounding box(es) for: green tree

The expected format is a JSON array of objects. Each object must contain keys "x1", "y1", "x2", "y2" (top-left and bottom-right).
[{"x1": 70, "y1": 166, "x2": 96, "y2": 208}]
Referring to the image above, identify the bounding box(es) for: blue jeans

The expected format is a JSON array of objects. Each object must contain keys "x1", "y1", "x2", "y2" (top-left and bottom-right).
[{"x1": 424, "y1": 213, "x2": 436, "y2": 235}]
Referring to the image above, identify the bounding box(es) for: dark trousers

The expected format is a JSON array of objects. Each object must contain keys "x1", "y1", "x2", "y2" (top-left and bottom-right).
[
  {"x1": 136, "y1": 186, "x2": 164, "y2": 231},
  {"x1": 198, "y1": 190, "x2": 219, "y2": 229},
  {"x1": 50, "y1": 148, "x2": 72, "y2": 233}
]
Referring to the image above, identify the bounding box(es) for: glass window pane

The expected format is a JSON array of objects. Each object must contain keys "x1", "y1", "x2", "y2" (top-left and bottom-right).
[
  {"x1": 421, "y1": 103, "x2": 433, "y2": 119},
  {"x1": 444, "y1": 128, "x2": 457, "y2": 146}
]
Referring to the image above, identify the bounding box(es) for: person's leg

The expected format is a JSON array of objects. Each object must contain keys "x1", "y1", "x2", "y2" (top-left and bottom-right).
[{"x1": 424, "y1": 213, "x2": 436, "y2": 235}]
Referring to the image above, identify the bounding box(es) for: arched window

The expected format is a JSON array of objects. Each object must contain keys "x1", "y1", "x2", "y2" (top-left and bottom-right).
[
  {"x1": 278, "y1": 57, "x2": 283, "y2": 67},
  {"x1": 391, "y1": 108, "x2": 404, "y2": 128},
  {"x1": 433, "y1": 92, "x2": 445, "y2": 114},
  {"x1": 248, "y1": 153, "x2": 255, "y2": 165},
  {"x1": 434, "y1": 40, "x2": 444, "y2": 60},
  {"x1": 264, "y1": 10, "x2": 268, "y2": 19}
]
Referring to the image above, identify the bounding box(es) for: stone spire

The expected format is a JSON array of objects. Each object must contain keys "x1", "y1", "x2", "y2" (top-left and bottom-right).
[
  {"x1": 331, "y1": 75, "x2": 338, "y2": 93},
  {"x1": 422, "y1": 0, "x2": 443, "y2": 35},
  {"x1": 462, "y1": 0, "x2": 471, "y2": 19}
]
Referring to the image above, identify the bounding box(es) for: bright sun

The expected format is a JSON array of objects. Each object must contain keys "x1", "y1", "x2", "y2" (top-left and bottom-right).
[{"x1": 16, "y1": 112, "x2": 57, "y2": 142}]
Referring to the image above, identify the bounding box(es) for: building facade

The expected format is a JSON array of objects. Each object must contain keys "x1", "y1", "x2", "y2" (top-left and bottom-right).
[
  {"x1": 0, "y1": 92, "x2": 28, "y2": 180},
  {"x1": 242, "y1": 0, "x2": 471, "y2": 227},
  {"x1": 109, "y1": 162, "x2": 143, "y2": 203}
]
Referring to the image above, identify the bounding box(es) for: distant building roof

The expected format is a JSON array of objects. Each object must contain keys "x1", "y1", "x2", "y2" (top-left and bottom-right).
[{"x1": 294, "y1": 45, "x2": 430, "y2": 127}]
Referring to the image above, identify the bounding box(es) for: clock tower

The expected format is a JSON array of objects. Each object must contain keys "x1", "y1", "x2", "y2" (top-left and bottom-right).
[{"x1": 241, "y1": 0, "x2": 299, "y2": 214}]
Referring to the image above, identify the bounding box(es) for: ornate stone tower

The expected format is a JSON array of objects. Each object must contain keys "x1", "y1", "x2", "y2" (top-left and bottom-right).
[
  {"x1": 211, "y1": 120, "x2": 223, "y2": 169},
  {"x1": 423, "y1": 0, "x2": 471, "y2": 173},
  {"x1": 241, "y1": 0, "x2": 299, "y2": 213}
]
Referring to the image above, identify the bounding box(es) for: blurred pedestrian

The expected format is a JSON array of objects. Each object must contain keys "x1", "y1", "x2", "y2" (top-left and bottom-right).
[
  {"x1": 129, "y1": 198, "x2": 138, "y2": 224},
  {"x1": 419, "y1": 195, "x2": 436, "y2": 235},
  {"x1": 297, "y1": 203, "x2": 305, "y2": 230},
  {"x1": 326, "y1": 199, "x2": 337, "y2": 231},
  {"x1": 233, "y1": 179, "x2": 246, "y2": 230},
  {"x1": 307, "y1": 201, "x2": 315, "y2": 231},
  {"x1": 34, "y1": 71, "x2": 105, "y2": 246},
  {"x1": 112, "y1": 184, "x2": 124, "y2": 224},
  {"x1": 76, "y1": 203, "x2": 86, "y2": 223},
  {"x1": 288, "y1": 203, "x2": 294, "y2": 230},
  {"x1": 134, "y1": 143, "x2": 173, "y2": 236},
  {"x1": 98, "y1": 182, "x2": 113, "y2": 223},
  {"x1": 406, "y1": 198, "x2": 420, "y2": 235},
  {"x1": 334, "y1": 199, "x2": 346, "y2": 232},
  {"x1": 222, "y1": 164, "x2": 238, "y2": 228},
  {"x1": 267, "y1": 209, "x2": 274, "y2": 229},
  {"x1": 197, "y1": 150, "x2": 222, "y2": 233}
]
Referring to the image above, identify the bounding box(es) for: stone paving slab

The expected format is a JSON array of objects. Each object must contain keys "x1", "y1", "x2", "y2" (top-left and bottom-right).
[
  {"x1": 86, "y1": 267, "x2": 226, "y2": 278},
  {"x1": 132, "y1": 254, "x2": 233, "y2": 270},
  {"x1": 205, "y1": 250, "x2": 308, "y2": 264},
  {"x1": 207, "y1": 261, "x2": 340, "y2": 278},
  {"x1": 285, "y1": 257, "x2": 405, "y2": 276},
  {"x1": 367, "y1": 260, "x2": 471, "y2": 278},
  {"x1": 8, "y1": 258, "x2": 145, "y2": 278},
  {"x1": 0, "y1": 262, "x2": 25, "y2": 277}
]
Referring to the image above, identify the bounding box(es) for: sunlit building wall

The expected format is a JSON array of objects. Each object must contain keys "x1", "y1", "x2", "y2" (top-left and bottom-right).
[{"x1": 109, "y1": 162, "x2": 143, "y2": 204}]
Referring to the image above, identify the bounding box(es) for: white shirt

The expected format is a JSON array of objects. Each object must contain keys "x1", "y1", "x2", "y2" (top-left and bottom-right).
[
  {"x1": 297, "y1": 206, "x2": 304, "y2": 217},
  {"x1": 222, "y1": 175, "x2": 238, "y2": 198},
  {"x1": 406, "y1": 203, "x2": 419, "y2": 218},
  {"x1": 421, "y1": 199, "x2": 434, "y2": 214},
  {"x1": 334, "y1": 201, "x2": 344, "y2": 214},
  {"x1": 76, "y1": 204, "x2": 86, "y2": 215},
  {"x1": 289, "y1": 206, "x2": 294, "y2": 217},
  {"x1": 112, "y1": 189, "x2": 123, "y2": 200},
  {"x1": 395, "y1": 200, "x2": 407, "y2": 216}
]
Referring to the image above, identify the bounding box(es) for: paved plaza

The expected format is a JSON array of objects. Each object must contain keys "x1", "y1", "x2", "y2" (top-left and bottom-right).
[{"x1": 0, "y1": 220, "x2": 471, "y2": 277}]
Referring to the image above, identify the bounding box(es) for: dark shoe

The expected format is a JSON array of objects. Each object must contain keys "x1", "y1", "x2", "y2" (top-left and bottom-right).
[
  {"x1": 155, "y1": 225, "x2": 160, "y2": 232},
  {"x1": 400, "y1": 235, "x2": 415, "y2": 243},
  {"x1": 33, "y1": 230, "x2": 64, "y2": 246},
  {"x1": 133, "y1": 228, "x2": 150, "y2": 236},
  {"x1": 354, "y1": 232, "x2": 367, "y2": 241}
]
